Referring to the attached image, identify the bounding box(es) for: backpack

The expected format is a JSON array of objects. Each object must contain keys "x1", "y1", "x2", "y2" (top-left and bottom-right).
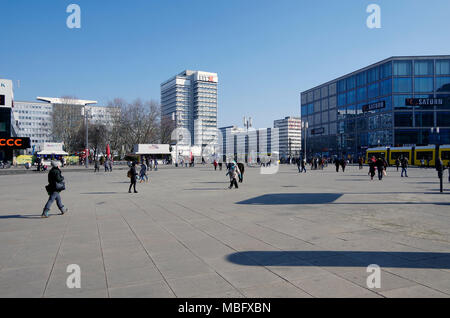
[{"x1": 127, "y1": 169, "x2": 132, "y2": 178}]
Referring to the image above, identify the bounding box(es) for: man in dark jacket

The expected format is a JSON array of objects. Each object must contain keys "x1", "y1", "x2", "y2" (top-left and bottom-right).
[
  {"x1": 376, "y1": 157, "x2": 385, "y2": 180},
  {"x1": 128, "y1": 162, "x2": 138, "y2": 193},
  {"x1": 42, "y1": 161, "x2": 67, "y2": 218},
  {"x1": 237, "y1": 162, "x2": 245, "y2": 183}
]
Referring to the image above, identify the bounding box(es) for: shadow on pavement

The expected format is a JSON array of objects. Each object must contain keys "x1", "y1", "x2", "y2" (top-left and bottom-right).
[
  {"x1": 80, "y1": 192, "x2": 119, "y2": 195},
  {"x1": 227, "y1": 251, "x2": 450, "y2": 269},
  {"x1": 0, "y1": 214, "x2": 42, "y2": 219},
  {"x1": 236, "y1": 193, "x2": 450, "y2": 205},
  {"x1": 236, "y1": 193, "x2": 343, "y2": 205}
]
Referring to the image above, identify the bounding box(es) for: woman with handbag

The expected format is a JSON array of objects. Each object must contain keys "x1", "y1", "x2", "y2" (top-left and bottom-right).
[{"x1": 42, "y1": 160, "x2": 68, "y2": 218}]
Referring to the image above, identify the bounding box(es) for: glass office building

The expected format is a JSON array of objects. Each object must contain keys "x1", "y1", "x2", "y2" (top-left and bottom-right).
[{"x1": 300, "y1": 56, "x2": 450, "y2": 159}]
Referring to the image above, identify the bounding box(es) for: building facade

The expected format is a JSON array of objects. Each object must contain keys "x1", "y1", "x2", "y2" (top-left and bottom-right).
[
  {"x1": 13, "y1": 101, "x2": 53, "y2": 150},
  {"x1": 273, "y1": 116, "x2": 302, "y2": 160},
  {"x1": 219, "y1": 126, "x2": 279, "y2": 163},
  {"x1": 13, "y1": 97, "x2": 119, "y2": 153},
  {"x1": 161, "y1": 70, "x2": 218, "y2": 146},
  {"x1": 0, "y1": 79, "x2": 19, "y2": 162},
  {"x1": 300, "y1": 56, "x2": 450, "y2": 159}
]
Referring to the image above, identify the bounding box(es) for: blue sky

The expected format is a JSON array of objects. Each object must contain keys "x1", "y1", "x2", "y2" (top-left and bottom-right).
[{"x1": 1, "y1": 0, "x2": 450, "y2": 128}]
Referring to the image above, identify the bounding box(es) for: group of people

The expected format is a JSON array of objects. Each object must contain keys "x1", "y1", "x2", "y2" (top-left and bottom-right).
[
  {"x1": 368, "y1": 156, "x2": 389, "y2": 180},
  {"x1": 226, "y1": 161, "x2": 244, "y2": 189},
  {"x1": 334, "y1": 158, "x2": 348, "y2": 172}
]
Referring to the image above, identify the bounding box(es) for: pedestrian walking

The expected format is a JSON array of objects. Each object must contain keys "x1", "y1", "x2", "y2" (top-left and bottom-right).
[
  {"x1": 334, "y1": 158, "x2": 340, "y2": 172},
  {"x1": 301, "y1": 158, "x2": 307, "y2": 173},
  {"x1": 368, "y1": 157, "x2": 376, "y2": 181},
  {"x1": 128, "y1": 162, "x2": 138, "y2": 193},
  {"x1": 376, "y1": 157, "x2": 384, "y2": 180},
  {"x1": 401, "y1": 157, "x2": 409, "y2": 177},
  {"x1": 237, "y1": 162, "x2": 245, "y2": 183},
  {"x1": 42, "y1": 160, "x2": 68, "y2": 218},
  {"x1": 139, "y1": 163, "x2": 148, "y2": 183},
  {"x1": 94, "y1": 160, "x2": 100, "y2": 172},
  {"x1": 395, "y1": 158, "x2": 400, "y2": 172},
  {"x1": 226, "y1": 162, "x2": 241, "y2": 189},
  {"x1": 340, "y1": 158, "x2": 346, "y2": 172}
]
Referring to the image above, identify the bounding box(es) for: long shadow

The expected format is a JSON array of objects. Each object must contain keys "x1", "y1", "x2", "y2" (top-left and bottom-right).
[
  {"x1": 80, "y1": 192, "x2": 119, "y2": 195},
  {"x1": 184, "y1": 188, "x2": 225, "y2": 191},
  {"x1": 227, "y1": 251, "x2": 450, "y2": 269},
  {"x1": 236, "y1": 193, "x2": 450, "y2": 205},
  {"x1": 237, "y1": 193, "x2": 343, "y2": 205},
  {"x1": 0, "y1": 214, "x2": 42, "y2": 219}
]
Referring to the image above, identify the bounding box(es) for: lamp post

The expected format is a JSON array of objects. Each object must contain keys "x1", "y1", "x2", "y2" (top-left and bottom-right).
[
  {"x1": 83, "y1": 106, "x2": 91, "y2": 169},
  {"x1": 431, "y1": 127, "x2": 440, "y2": 145},
  {"x1": 302, "y1": 121, "x2": 308, "y2": 160}
]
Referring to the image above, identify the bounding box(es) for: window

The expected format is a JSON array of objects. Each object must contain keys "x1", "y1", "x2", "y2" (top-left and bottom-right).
[
  {"x1": 367, "y1": 67, "x2": 379, "y2": 83},
  {"x1": 395, "y1": 113, "x2": 413, "y2": 127},
  {"x1": 395, "y1": 129, "x2": 419, "y2": 145},
  {"x1": 415, "y1": 112, "x2": 434, "y2": 127},
  {"x1": 301, "y1": 105, "x2": 308, "y2": 116},
  {"x1": 0, "y1": 121, "x2": 6, "y2": 132},
  {"x1": 314, "y1": 89, "x2": 321, "y2": 101},
  {"x1": 322, "y1": 98, "x2": 329, "y2": 110},
  {"x1": 368, "y1": 83, "x2": 379, "y2": 99},
  {"x1": 314, "y1": 101, "x2": 321, "y2": 113},
  {"x1": 414, "y1": 60, "x2": 434, "y2": 76},
  {"x1": 394, "y1": 60, "x2": 412, "y2": 76},
  {"x1": 329, "y1": 83, "x2": 337, "y2": 96},
  {"x1": 437, "y1": 112, "x2": 450, "y2": 126},
  {"x1": 357, "y1": 86, "x2": 367, "y2": 102},
  {"x1": 380, "y1": 78, "x2": 392, "y2": 96},
  {"x1": 415, "y1": 78, "x2": 434, "y2": 93},
  {"x1": 338, "y1": 80, "x2": 346, "y2": 93},
  {"x1": 346, "y1": 76, "x2": 356, "y2": 90},
  {"x1": 357, "y1": 71, "x2": 367, "y2": 87},
  {"x1": 347, "y1": 90, "x2": 356, "y2": 104},
  {"x1": 0, "y1": 95, "x2": 5, "y2": 106},
  {"x1": 308, "y1": 103, "x2": 314, "y2": 114},
  {"x1": 321, "y1": 86, "x2": 329, "y2": 98},
  {"x1": 436, "y1": 60, "x2": 450, "y2": 75},
  {"x1": 436, "y1": 77, "x2": 450, "y2": 92},
  {"x1": 394, "y1": 78, "x2": 412, "y2": 93},
  {"x1": 338, "y1": 93, "x2": 346, "y2": 106},
  {"x1": 329, "y1": 96, "x2": 337, "y2": 108},
  {"x1": 380, "y1": 62, "x2": 392, "y2": 79}
]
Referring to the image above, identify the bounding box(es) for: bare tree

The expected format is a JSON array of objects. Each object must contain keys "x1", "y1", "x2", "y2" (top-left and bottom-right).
[{"x1": 51, "y1": 96, "x2": 84, "y2": 153}]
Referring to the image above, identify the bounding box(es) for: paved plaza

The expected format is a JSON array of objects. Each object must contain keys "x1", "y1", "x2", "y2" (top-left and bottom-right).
[{"x1": 0, "y1": 164, "x2": 450, "y2": 298}]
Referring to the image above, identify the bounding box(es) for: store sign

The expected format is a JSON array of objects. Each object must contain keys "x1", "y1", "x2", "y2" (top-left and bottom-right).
[
  {"x1": 405, "y1": 98, "x2": 445, "y2": 106},
  {"x1": 0, "y1": 137, "x2": 31, "y2": 149},
  {"x1": 362, "y1": 100, "x2": 385, "y2": 112},
  {"x1": 311, "y1": 128, "x2": 325, "y2": 135}
]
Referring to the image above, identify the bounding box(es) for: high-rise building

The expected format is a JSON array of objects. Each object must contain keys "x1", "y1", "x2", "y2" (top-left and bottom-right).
[
  {"x1": 300, "y1": 56, "x2": 450, "y2": 158},
  {"x1": 161, "y1": 70, "x2": 218, "y2": 146},
  {"x1": 273, "y1": 116, "x2": 302, "y2": 159}
]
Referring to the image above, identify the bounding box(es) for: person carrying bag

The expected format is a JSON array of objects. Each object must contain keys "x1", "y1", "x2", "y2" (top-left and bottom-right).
[{"x1": 42, "y1": 160, "x2": 68, "y2": 218}]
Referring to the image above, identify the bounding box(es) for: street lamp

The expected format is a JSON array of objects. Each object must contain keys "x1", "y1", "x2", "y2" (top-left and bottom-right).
[
  {"x1": 302, "y1": 121, "x2": 308, "y2": 160},
  {"x1": 431, "y1": 127, "x2": 440, "y2": 145},
  {"x1": 82, "y1": 106, "x2": 91, "y2": 168}
]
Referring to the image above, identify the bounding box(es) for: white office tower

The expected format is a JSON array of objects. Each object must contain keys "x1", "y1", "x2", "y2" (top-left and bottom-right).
[
  {"x1": 273, "y1": 116, "x2": 302, "y2": 159},
  {"x1": 161, "y1": 70, "x2": 218, "y2": 146}
]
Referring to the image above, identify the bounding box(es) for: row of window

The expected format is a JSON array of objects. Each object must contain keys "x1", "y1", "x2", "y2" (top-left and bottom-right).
[{"x1": 301, "y1": 59, "x2": 450, "y2": 105}]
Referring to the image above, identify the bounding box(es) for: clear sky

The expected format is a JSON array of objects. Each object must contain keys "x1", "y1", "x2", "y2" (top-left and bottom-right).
[{"x1": 1, "y1": 0, "x2": 450, "y2": 128}]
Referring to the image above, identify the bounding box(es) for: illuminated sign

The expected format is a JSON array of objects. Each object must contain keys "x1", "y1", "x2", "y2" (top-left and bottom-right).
[
  {"x1": 405, "y1": 98, "x2": 447, "y2": 106},
  {"x1": 0, "y1": 137, "x2": 31, "y2": 149},
  {"x1": 362, "y1": 101, "x2": 386, "y2": 112}
]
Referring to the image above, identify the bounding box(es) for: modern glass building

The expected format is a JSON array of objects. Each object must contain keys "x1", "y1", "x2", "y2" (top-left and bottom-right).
[{"x1": 300, "y1": 56, "x2": 450, "y2": 159}]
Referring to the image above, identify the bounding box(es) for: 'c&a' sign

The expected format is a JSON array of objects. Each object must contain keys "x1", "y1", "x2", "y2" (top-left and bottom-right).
[{"x1": 0, "y1": 137, "x2": 31, "y2": 149}]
